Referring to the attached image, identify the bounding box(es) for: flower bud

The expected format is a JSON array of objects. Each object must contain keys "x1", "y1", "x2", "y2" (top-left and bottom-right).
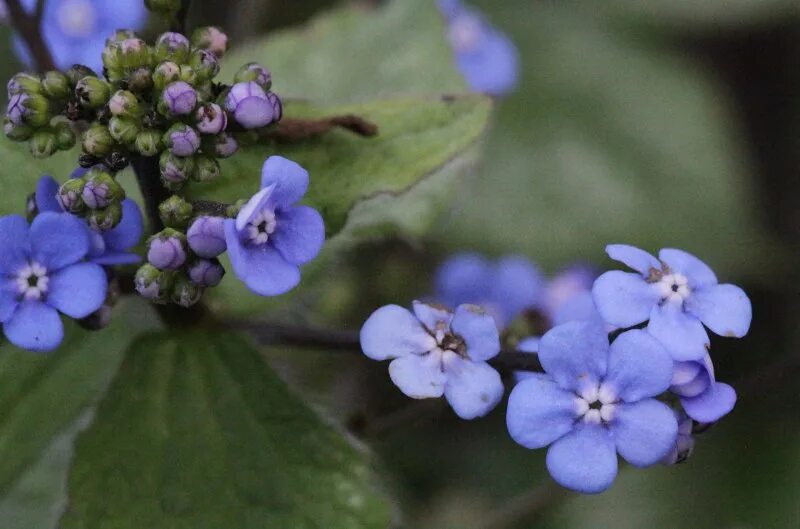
[
  {"x1": 191, "y1": 26, "x2": 228, "y2": 57},
  {"x1": 82, "y1": 123, "x2": 115, "y2": 157},
  {"x1": 187, "y1": 215, "x2": 227, "y2": 257},
  {"x1": 41, "y1": 71, "x2": 70, "y2": 100},
  {"x1": 108, "y1": 116, "x2": 140, "y2": 145},
  {"x1": 155, "y1": 32, "x2": 191, "y2": 63},
  {"x1": 178, "y1": 64, "x2": 198, "y2": 85},
  {"x1": 171, "y1": 273, "x2": 204, "y2": 307},
  {"x1": 192, "y1": 155, "x2": 220, "y2": 183},
  {"x1": 82, "y1": 169, "x2": 125, "y2": 209},
  {"x1": 7, "y1": 72, "x2": 42, "y2": 97},
  {"x1": 159, "y1": 195, "x2": 194, "y2": 229},
  {"x1": 160, "y1": 151, "x2": 195, "y2": 187},
  {"x1": 53, "y1": 120, "x2": 76, "y2": 150},
  {"x1": 13, "y1": 93, "x2": 50, "y2": 128},
  {"x1": 224, "y1": 82, "x2": 274, "y2": 129},
  {"x1": 87, "y1": 202, "x2": 123, "y2": 231},
  {"x1": 212, "y1": 132, "x2": 238, "y2": 158},
  {"x1": 108, "y1": 90, "x2": 141, "y2": 117},
  {"x1": 65, "y1": 65, "x2": 97, "y2": 86},
  {"x1": 6, "y1": 93, "x2": 29, "y2": 125},
  {"x1": 134, "y1": 129, "x2": 163, "y2": 157},
  {"x1": 189, "y1": 49, "x2": 220, "y2": 80},
  {"x1": 267, "y1": 92, "x2": 283, "y2": 122},
  {"x1": 58, "y1": 178, "x2": 86, "y2": 213},
  {"x1": 118, "y1": 38, "x2": 152, "y2": 70},
  {"x1": 162, "y1": 81, "x2": 197, "y2": 116},
  {"x1": 75, "y1": 76, "x2": 111, "y2": 109},
  {"x1": 153, "y1": 61, "x2": 181, "y2": 91},
  {"x1": 134, "y1": 264, "x2": 174, "y2": 304},
  {"x1": 4, "y1": 119, "x2": 33, "y2": 141},
  {"x1": 188, "y1": 258, "x2": 225, "y2": 287},
  {"x1": 163, "y1": 123, "x2": 200, "y2": 156},
  {"x1": 106, "y1": 29, "x2": 139, "y2": 44},
  {"x1": 29, "y1": 130, "x2": 57, "y2": 158},
  {"x1": 129, "y1": 67, "x2": 154, "y2": 93},
  {"x1": 144, "y1": 0, "x2": 181, "y2": 15},
  {"x1": 234, "y1": 62, "x2": 272, "y2": 90},
  {"x1": 194, "y1": 103, "x2": 227, "y2": 135},
  {"x1": 147, "y1": 229, "x2": 187, "y2": 270}
]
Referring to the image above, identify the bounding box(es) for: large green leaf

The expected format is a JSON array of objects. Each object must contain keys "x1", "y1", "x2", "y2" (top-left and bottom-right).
[
  {"x1": 60, "y1": 331, "x2": 394, "y2": 529},
  {"x1": 0, "y1": 142, "x2": 79, "y2": 216}
]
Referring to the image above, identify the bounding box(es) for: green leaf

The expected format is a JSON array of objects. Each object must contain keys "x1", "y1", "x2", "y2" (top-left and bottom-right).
[
  {"x1": 60, "y1": 331, "x2": 394, "y2": 529},
  {"x1": 222, "y1": 0, "x2": 466, "y2": 103},
  {"x1": 0, "y1": 142, "x2": 79, "y2": 216}
]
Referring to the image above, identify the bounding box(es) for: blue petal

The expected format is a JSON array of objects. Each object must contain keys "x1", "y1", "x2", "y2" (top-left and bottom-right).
[
  {"x1": 506, "y1": 374, "x2": 577, "y2": 449},
  {"x1": 35, "y1": 176, "x2": 62, "y2": 213},
  {"x1": 0, "y1": 281, "x2": 19, "y2": 322},
  {"x1": 2, "y1": 301, "x2": 63, "y2": 353},
  {"x1": 235, "y1": 186, "x2": 273, "y2": 232},
  {"x1": 670, "y1": 358, "x2": 711, "y2": 398},
  {"x1": 47, "y1": 263, "x2": 107, "y2": 319},
  {"x1": 0, "y1": 215, "x2": 30, "y2": 274},
  {"x1": 606, "y1": 244, "x2": 660, "y2": 276},
  {"x1": 538, "y1": 320, "x2": 608, "y2": 392},
  {"x1": 658, "y1": 248, "x2": 717, "y2": 288},
  {"x1": 611, "y1": 399, "x2": 678, "y2": 467},
  {"x1": 686, "y1": 284, "x2": 752, "y2": 338},
  {"x1": 604, "y1": 329, "x2": 673, "y2": 403},
  {"x1": 272, "y1": 205, "x2": 325, "y2": 265},
  {"x1": 442, "y1": 354, "x2": 503, "y2": 419},
  {"x1": 456, "y1": 30, "x2": 519, "y2": 96},
  {"x1": 360, "y1": 304, "x2": 436, "y2": 361},
  {"x1": 647, "y1": 303, "x2": 709, "y2": 361},
  {"x1": 517, "y1": 336, "x2": 540, "y2": 353},
  {"x1": 91, "y1": 251, "x2": 141, "y2": 266},
  {"x1": 434, "y1": 252, "x2": 490, "y2": 309},
  {"x1": 29, "y1": 213, "x2": 89, "y2": 271},
  {"x1": 224, "y1": 220, "x2": 301, "y2": 296},
  {"x1": 450, "y1": 304, "x2": 500, "y2": 361},
  {"x1": 551, "y1": 291, "x2": 603, "y2": 326},
  {"x1": 681, "y1": 382, "x2": 736, "y2": 423},
  {"x1": 102, "y1": 199, "x2": 144, "y2": 253},
  {"x1": 592, "y1": 271, "x2": 659, "y2": 328},
  {"x1": 489, "y1": 256, "x2": 544, "y2": 325},
  {"x1": 412, "y1": 301, "x2": 452, "y2": 333},
  {"x1": 388, "y1": 352, "x2": 446, "y2": 399},
  {"x1": 260, "y1": 156, "x2": 309, "y2": 208},
  {"x1": 546, "y1": 423, "x2": 618, "y2": 494}
]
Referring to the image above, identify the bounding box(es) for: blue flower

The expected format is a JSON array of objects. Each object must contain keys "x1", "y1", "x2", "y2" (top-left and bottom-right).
[
  {"x1": 0, "y1": 213, "x2": 108, "y2": 352},
  {"x1": 506, "y1": 321, "x2": 677, "y2": 493},
  {"x1": 361, "y1": 301, "x2": 504, "y2": 419},
  {"x1": 544, "y1": 264, "x2": 606, "y2": 327},
  {"x1": 592, "y1": 244, "x2": 752, "y2": 361},
  {"x1": 14, "y1": 0, "x2": 148, "y2": 73},
  {"x1": 437, "y1": 0, "x2": 519, "y2": 96},
  {"x1": 435, "y1": 252, "x2": 544, "y2": 329},
  {"x1": 223, "y1": 156, "x2": 325, "y2": 296},
  {"x1": 671, "y1": 354, "x2": 736, "y2": 423},
  {"x1": 36, "y1": 176, "x2": 143, "y2": 266}
]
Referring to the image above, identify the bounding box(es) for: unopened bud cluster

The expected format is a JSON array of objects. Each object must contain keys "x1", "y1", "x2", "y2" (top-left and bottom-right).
[{"x1": 57, "y1": 166, "x2": 126, "y2": 230}]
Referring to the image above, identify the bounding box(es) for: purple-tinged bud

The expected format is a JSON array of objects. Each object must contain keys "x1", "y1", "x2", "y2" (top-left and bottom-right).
[
  {"x1": 164, "y1": 123, "x2": 200, "y2": 156},
  {"x1": 189, "y1": 49, "x2": 220, "y2": 80},
  {"x1": 159, "y1": 151, "x2": 195, "y2": 186},
  {"x1": 134, "y1": 263, "x2": 174, "y2": 304},
  {"x1": 153, "y1": 61, "x2": 181, "y2": 91},
  {"x1": 7, "y1": 73, "x2": 42, "y2": 97},
  {"x1": 266, "y1": 92, "x2": 283, "y2": 122},
  {"x1": 82, "y1": 123, "x2": 114, "y2": 157},
  {"x1": 171, "y1": 274, "x2": 203, "y2": 307},
  {"x1": 188, "y1": 258, "x2": 225, "y2": 287},
  {"x1": 147, "y1": 229, "x2": 187, "y2": 270},
  {"x1": 187, "y1": 215, "x2": 227, "y2": 257},
  {"x1": 58, "y1": 178, "x2": 86, "y2": 213},
  {"x1": 224, "y1": 82, "x2": 274, "y2": 129},
  {"x1": 162, "y1": 81, "x2": 197, "y2": 115},
  {"x1": 212, "y1": 132, "x2": 238, "y2": 158},
  {"x1": 195, "y1": 103, "x2": 227, "y2": 134},
  {"x1": 193, "y1": 155, "x2": 220, "y2": 183},
  {"x1": 155, "y1": 32, "x2": 191, "y2": 63},
  {"x1": 234, "y1": 62, "x2": 271, "y2": 90},
  {"x1": 191, "y1": 26, "x2": 228, "y2": 57},
  {"x1": 82, "y1": 169, "x2": 124, "y2": 210},
  {"x1": 87, "y1": 202, "x2": 123, "y2": 231},
  {"x1": 117, "y1": 38, "x2": 151, "y2": 70},
  {"x1": 6, "y1": 93, "x2": 28, "y2": 125}
]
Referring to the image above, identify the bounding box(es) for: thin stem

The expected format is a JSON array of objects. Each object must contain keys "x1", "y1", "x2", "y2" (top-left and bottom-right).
[
  {"x1": 130, "y1": 155, "x2": 168, "y2": 233},
  {"x1": 474, "y1": 481, "x2": 569, "y2": 529},
  {"x1": 172, "y1": 0, "x2": 191, "y2": 33},
  {"x1": 5, "y1": 0, "x2": 56, "y2": 71}
]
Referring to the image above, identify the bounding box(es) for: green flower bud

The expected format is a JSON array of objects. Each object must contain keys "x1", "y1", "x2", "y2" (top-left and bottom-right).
[
  {"x1": 158, "y1": 195, "x2": 194, "y2": 229},
  {"x1": 58, "y1": 178, "x2": 86, "y2": 213},
  {"x1": 192, "y1": 155, "x2": 220, "y2": 183},
  {"x1": 41, "y1": 71, "x2": 71, "y2": 99},
  {"x1": 82, "y1": 123, "x2": 115, "y2": 157},
  {"x1": 189, "y1": 49, "x2": 220, "y2": 81},
  {"x1": 87, "y1": 202, "x2": 123, "y2": 231},
  {"x1": 153, "y1": 61, "x2": 181, "y2": 91},
  {"x1": 75, "y1": 76, "x2": 111, "y2": 109},
  {"x1": 4, "y1": 119, "x2": 33, "y2": 141},
  {"x1": 54, "y1": 121, "x2": 76, "y2": 150},
  {"x1": 108, "y1": 116, "x2": 140, "y2": 145},
  {"x1": 7, "y1": 72, "x2": 42, "y2": 96},
  {"x1": 134, "y1": 129, "x2": 163, "y2": 157},
  {"x1": 106, "y1": 29, "x2": 139, "y2": 44},
  {"x1": 134, "y1": 263, "x2": 174, "y2": 304},
  {"x1": 191, "y1": 26, "x2": 228, "y2": 57},
  {"x1": 29, "y1": 130, "x2": 57, "y2": 158},
  {"x1": 118, "y1": 38, "x2": 152, "y2": 70},
  {"x1": 83, "y1": 168, "x2": 125, "y2": 209},
  {"x1": 178, "y1": 65, "x2": 198, "y2": 85},
  {"x1": 21, "y1": 94, "x2": 51, "y2": 128},
  {"x1": 144, "y1": 0, "x2": 181, "y2": 15},
  {"x1": 65, "y1": 65, "x2": 96, "y2": 86},
  {"x1": 233, "y1": 62, "x2": 272, "y2": 90},
  {"x1": 171, "y1": 273, "x2": 203, "y2": 308},
  {"x1": 108, "y1": 90, "x2": 141, "y2": 117},
  {"x1": 128, "y1": 67, "x2": 154, "y2": 93},
  {"x1": 155, "y1": 32, "x2": 191, "y2": 64}
]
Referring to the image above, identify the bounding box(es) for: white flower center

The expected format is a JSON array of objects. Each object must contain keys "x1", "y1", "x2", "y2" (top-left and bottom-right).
[
  {"x1": 15, "y1": 262, "x2": 49, "y2": 301},
  {"x1": 57, "y1": 0, "x2": 97, "y2": 39},
  {"x1": 573, "y1": 382, "x2": 618, "y2": 424},
  {"x1": 245, "y1": 209, "x2": 277, "y2": 246},
  {"x1": 447, "y1": 13, "x2": 483, "y2": 53},
  {"x1": 656, "y1": 273, "x2": 691, "y2": 304}
]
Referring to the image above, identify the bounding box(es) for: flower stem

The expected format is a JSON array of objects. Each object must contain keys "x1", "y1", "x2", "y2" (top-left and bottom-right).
[
  {"x1": 171, "y1": 0, "x2": 191, "y2": 33},
  {"x1": 130, "y1": 155, "x2": 168, "y2": 233},
  {"x1": 5, "y1": 0, "x2": 56, "y2": 72},
  {"x1": 473, "y1": 481, "x2": 569, "y2": 529}
]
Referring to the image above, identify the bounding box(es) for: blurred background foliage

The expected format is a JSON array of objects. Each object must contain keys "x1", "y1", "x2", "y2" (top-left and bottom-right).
[{"x1": 0, "y1": 0, "x2": 798, "y2": 527}]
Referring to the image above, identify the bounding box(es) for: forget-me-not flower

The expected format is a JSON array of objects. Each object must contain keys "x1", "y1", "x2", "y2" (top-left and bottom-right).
[
  {"x1": 671, "y1": 354, "x2": 736, "y2": 424},
  {"x1": 0, "y1": 212, "x2": 107, "y2": 352},
  {"x1": 224, "y1": 156, "x2": 325, "y2": 296},
  {"x1": 361, "y1": 301, "x2": 504, "y2": 420},
  {"x1": 506, "y1": 321, "x2": 677, "y2": 493},
  {"x1": 544, "y1": 265, "x2": 605, "y2": 327},
  {"x1": 592, "y1": 244, "x2": 752, "y2": 361}
]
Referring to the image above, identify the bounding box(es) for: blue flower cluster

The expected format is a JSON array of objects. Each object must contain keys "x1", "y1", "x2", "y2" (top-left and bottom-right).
[{"x1": 360, "y1": 245, "x2": 751, "y2": 493}]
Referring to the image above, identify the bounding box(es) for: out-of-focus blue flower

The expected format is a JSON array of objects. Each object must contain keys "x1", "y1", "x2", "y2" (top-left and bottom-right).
[
  {"x1": 592, "y1": 244, "x2": 752, "y2": 361},
  {"x1": 435, "y1": 253, "x2": 543, "y2": 329},
  {"x1": 361, "y1": 300, "x2": 504, "y2": 420},
  {"x1": 0, "y1": 213, "x2": 107, "y2": 352},
  {"x1": 544, "y1": 264, "x2": 607, "y2": 327},
  {"x1": 506, "y1": 321, "x2": 677, "y2": 493},
  {"x1": 670, "y1": 354, "x2": 736, "y2": 423},
  {"x1": 662, "y1": 410, "x2": 695, "y2": 465},
  {"x1": 14, "y1": 0, "x2": 148, "y2": 73},
  {"x1": 224, "y1": 156, "x2": 325, "y2": 296},
  {"x1": 36, "y1": 175, "x2": 143, "y2": 266},
  {"x1": 437, "y1": 0, "x2": 519, "y2": 96}
]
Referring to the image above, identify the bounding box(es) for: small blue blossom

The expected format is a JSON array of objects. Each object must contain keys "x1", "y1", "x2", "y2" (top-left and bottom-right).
[
  {"x1": 187, "y1": 215, "x2": 226, "y2": 258},
  {"x1": 224, "y1": 82, "x2": 276, "y2": 129},
  {"x1": 224, "y1": 156, "x2": 325, "y2": 296},
  {"x1": 544, "y1": 265, "x2": 606, "y2": 327},
  {"x1": 14, "y1": 0, "x2": 148, "y2": 73},
  {"x1": 361, "y1": 301, "x2": 504, "y2": 420},
  {"x1": 506, "y1": 321, "x2": 677, "y2": 493},
  {"x1": 36, "y1": 176, "x2": 143, "y2": 266},
  {"x1": 437, "y1": 0, "x2": 519, "y2": 96},
  {"x1": 592, "y1": 244, "x2": 752, "y2": 361},
  {"x1": 671, "y1": 354, "x2": 736, "y2": 424},
  {"x1": 0, "y1": 213, "x2": 108, "y2": 352},
  {"x1": 435, "y1": 252, "x2": 544, "y2": 329}
]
